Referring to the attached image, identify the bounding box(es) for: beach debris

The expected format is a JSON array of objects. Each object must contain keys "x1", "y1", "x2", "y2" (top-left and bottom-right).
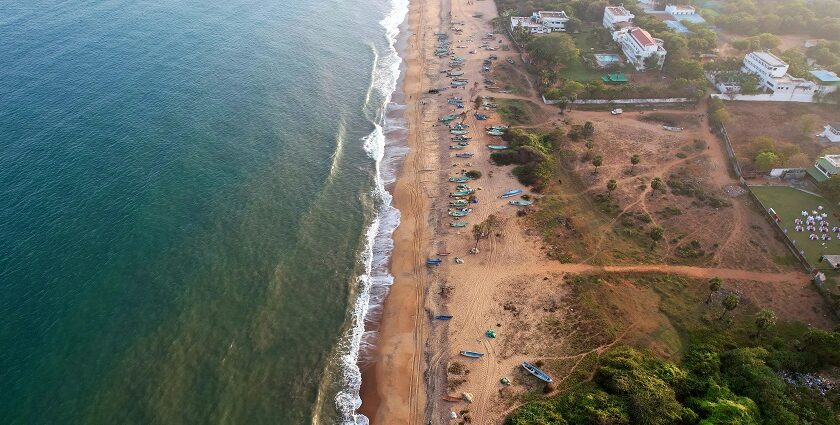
[
  {"x1": 485, "y1": 329, "x2": 496, "y2": 338},
  {"x1": 500, "y1": 377, "x2": 511, "y2": 386},
  {"x1": 470, "y1": 247, "x2": 479, "y2": 254},
  {"x1": 450, "y1": 411, "x2": 458, "y2": 419},
  {"x1": 454, "y1": 257, "x2": 464, "y2": 264},
  {"x1": 462, "y1": 392, "x2": 474, "y2": 403}
]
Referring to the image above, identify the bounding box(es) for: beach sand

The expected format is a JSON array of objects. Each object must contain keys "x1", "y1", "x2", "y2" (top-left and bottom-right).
[
  {"x1": 358, "y1": 0, "x2": 439, "y2": 422},
  {"x1": 359, "y1": 0, "x2": 829, "y2": 423}
]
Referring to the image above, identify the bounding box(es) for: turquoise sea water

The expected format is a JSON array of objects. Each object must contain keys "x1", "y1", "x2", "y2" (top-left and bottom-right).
[{"x1": 0, "y1": 0, "x2": 406, "y2": 423}]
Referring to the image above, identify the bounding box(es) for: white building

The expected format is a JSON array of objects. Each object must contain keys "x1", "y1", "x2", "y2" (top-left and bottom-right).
[
  {"x1": 510, "y1": 11, "x2": 569, "y2": 34},
  {"x1": 741, "y1": 51, "x2": 818, "y2": 100},
  {"x1": 824, "y1": 123, "x2": 840, "y2": 143},
  {"x1": 603, "y1": 6, "x2": 634, "y2": 29},
  {"x1": 537, "y1": 11, "x2": 570, "y2": 31},
  {"x1": 664, "y1": 5, "x2": 696, "y2": 15},
  {"x1": 511, "y1": 16, "x2": 547, "y2": 34},
  {"x1": 612, "y1": 27, "x2": 667, "y2": 70}
]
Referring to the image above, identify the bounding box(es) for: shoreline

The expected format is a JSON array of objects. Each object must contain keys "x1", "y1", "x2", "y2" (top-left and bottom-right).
[{"x1": 359, "y1": 0, "x2": 439, "y2": 422}]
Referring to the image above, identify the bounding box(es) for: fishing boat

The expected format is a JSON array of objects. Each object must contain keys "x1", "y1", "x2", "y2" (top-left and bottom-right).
[
  {"x1": 487, "y1": 145, "x2": 508, "y2": 150},
  {"x1": 507, "y1": 58, "x2": 515, "y2": 64},
  {"x1": 451, "y1": 135, "x2": 472, "y2": 141},
  {"x1": 449, "y1": 176, "x2": 470, "y2": 183},
  {"x1": 449, "y1": 145, "x2": 465, "y2": 150},
  {"x1": 426, "y1": 259, "x2": 442, "y2": 266},
  {"x1": 663, "y1": 125, "x2": 684, "y2": 132},
  {"x1": 448, "y1": 71, "x2": 464, "y2": 76},
  {"x1": 451, "y1": 190, "x2": 473, "y2": 197},
  {"x1": 439, "y1": 115, "x2": 457, "y2": 122},
  {"x1": 451, "y1": 81, "x2": 468, "y2": 86},
  {"x1": 460, "y1": 351, "x2": 485, "y2": 358},
  {"x1": 474, "y1": 113, "x2": 488, "y2": 120},
  {"x1": 455, "y1": 153, "x2": 474, "y2": 158},
  {"x1": 509, "y1": 200, "x2": 533, "y2": 206},
  {"x1": 442, "y1": 395, "x2": 463, "y2": 402},
  {"x1": 450, "y1": 130, "x2": 468, "y2": 135},
  {"x1": 500, "y1": 189, "x2": 523, "y2": 198},
  {"x1": 450, "y1": 200, "x2": 468, "y2": 207},
  {"x1": 487, "y1": 130, "x2": 504, "y2": 136},
  {"x1": 449, "y1": 210, "x2": 470, "y2": 217},
  {"x1": 522, "y1": 362, "x2": 552, "y2": 383},
  {"x1": 433, "y1": 315, "x2": 453, "y2": 320},
  {"x1": 450, "y1": 222, "x2": 468, "y2": 227}
]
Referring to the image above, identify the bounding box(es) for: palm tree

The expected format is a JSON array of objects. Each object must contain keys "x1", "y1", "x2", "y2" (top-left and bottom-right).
[
  {"x1": 607, "y1": 179, "x2": 617, "y2": 197},
  {"x1": 706, "y1": 277, "x2": 722, "y2": 304},
  {"x1": 630, "y1": 154, "x2": 640, "y2": 174},
  {"x1": 754, "y1": 309, "x2": 777, "y2": 338},
  {"x1": 719, "y1": 293, "x2": 739, "y2": 320},
  {"x1": 592, "y1": 155, "x2": 603, "y2": 174}
]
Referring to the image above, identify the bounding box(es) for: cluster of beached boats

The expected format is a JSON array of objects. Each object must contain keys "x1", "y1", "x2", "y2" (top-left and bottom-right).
[{"x1": 430, "y1": 27, "x2": 550, "y2": 412}]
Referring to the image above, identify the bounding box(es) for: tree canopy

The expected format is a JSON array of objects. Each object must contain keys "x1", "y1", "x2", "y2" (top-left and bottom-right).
[{"x1": 527, "y1": 33, "x2": 580, "y2": 68}]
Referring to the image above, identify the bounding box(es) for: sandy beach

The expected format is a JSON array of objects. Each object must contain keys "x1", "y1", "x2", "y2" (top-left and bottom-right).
[{"x1": 359, "y1": 0, "x2": 835, "y2": 423}]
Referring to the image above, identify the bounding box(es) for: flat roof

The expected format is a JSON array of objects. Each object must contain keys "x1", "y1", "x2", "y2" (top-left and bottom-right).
[
  {"x1": 824, "y1": 155, "x2": 840, "y2": 168},
  {"x1": 538, "y1": 11, "x2": 568, "y2": 18},
  {"x1": 606, "y1": 6, "x2": 632, "y2": 16},
  {"x1": 749, "y1": 51, "x2": 787, "y2": 68},
  {"x1": 810, "y1": 70, "x2": 840, "y2": 83},
  {"x1": 667, "y1": 4, "x2": 695, "y2": 10}
]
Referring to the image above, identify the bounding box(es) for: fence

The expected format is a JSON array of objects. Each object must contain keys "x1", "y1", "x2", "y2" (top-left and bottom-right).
[
  {"x1": 541, "y1": 96, "x2": 693, "y2": 105},
  {"x1": 744, "y1": 185, "x2": 813, "y2": 273},
  {"x1": 717, "y1": 125, "x2": 742, "y2": 179}
]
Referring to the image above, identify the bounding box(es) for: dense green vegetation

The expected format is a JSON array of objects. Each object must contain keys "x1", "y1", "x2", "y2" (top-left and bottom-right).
[
  {"x1": 491, "y1": 128, "x2": 563, "y2": 189},
  {"x1": 506, "y1": 0, "x2": 714, "y2": 101},
  {"x1": 507, "y1": 274, "x2": 840, "y2": 425},
  {"x1": 702, "y1": 0, "x2": 840, "y2": 41}
]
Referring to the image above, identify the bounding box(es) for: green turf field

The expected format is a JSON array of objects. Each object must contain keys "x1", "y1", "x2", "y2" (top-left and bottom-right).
[{"x1": 750, "y1": 185, "x2": 840, "y2": 268}]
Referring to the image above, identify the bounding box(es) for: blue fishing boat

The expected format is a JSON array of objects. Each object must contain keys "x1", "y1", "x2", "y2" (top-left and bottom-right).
[
  {"x1": 449, "y1": 210, "x2": 471, "y2": 217},
  {"x1": 451, "y1": 81, "x2": 468, "y2": 86},
  {"x1": 487, "y1": 145, "x2": 508, "y2": 150},
  {"x1": 450, "y1": 200, "x2": 468, "y2": 207},
  {"x1": 474, "y1": 113, "x2": 488, "y2": 120},
  {"x1": 450, "y1": 222, "x2": 468, "y2": 227},
  {"x1": 522, "y1": 362, "x2": 552, "y2": 383},
  {"x1": 509, "y1": 200, "x2": 532, "y2": 206},
  {"x1": 451, "y1": 190, "x2": 473, "y2": 197},
  {"x1": 487, "y1": 130, "x2": 504, "y2": 136},
  {"x1": 426, "y1": 258, "x2": 443, "y2": 266},
  {"x1": 500, "y1": 189, "x2": 523, "y2": 198},
  {"x1": 439, "y1": 115, "x2": 457, "y2": 122},
  {"x1": 449, "y1": 145, "x2": 465, "y2": 150},
  {"x1": 449, "y1": 176, "x2": 470, "y2": 183},
  {"x1": 460, "y1": 351, "x2": 485, "y2": 358},
  {"x1": 450, "y1": 130, "x2": 468, "y2": 135},
  {"x1": 433, "y1": 315, "x2": 453, "y2": 320}
]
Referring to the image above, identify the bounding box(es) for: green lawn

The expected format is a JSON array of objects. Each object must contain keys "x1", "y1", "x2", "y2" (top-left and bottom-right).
[
  {"x1": 750, "y1": 185, "x2": 840, "y2": 268},
  {"x1": 560, "y1": 31, "x2": 626, "y2": 82}
]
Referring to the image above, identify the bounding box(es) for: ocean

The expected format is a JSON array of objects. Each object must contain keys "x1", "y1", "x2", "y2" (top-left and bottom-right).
[{"x1": 0, "y1": 0, "x2": 407, "y2": 423}]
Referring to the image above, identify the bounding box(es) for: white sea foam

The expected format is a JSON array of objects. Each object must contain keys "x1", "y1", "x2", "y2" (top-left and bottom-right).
[{"x1": 334, "y1": 0, "x2": 409, "y2": 423}]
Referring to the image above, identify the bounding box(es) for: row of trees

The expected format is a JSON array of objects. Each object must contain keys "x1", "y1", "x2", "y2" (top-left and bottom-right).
[{"x1": 703, "y1": 0, "x2": 840, "y2": 41}]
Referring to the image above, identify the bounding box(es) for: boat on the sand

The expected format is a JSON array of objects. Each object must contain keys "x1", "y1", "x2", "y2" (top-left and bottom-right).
[
  {"x1": 500, "y1": 189, "x2": 523, "y2": 198},
  {"x1": 460, "y1": 351, "x2": 485, "y2": 358},
  {"x1": 522, "y1": 361, "x2": 552, "y2": 383},
  {"x1": 509, "y1": 200, "x2": 532, "y2": 206}
]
